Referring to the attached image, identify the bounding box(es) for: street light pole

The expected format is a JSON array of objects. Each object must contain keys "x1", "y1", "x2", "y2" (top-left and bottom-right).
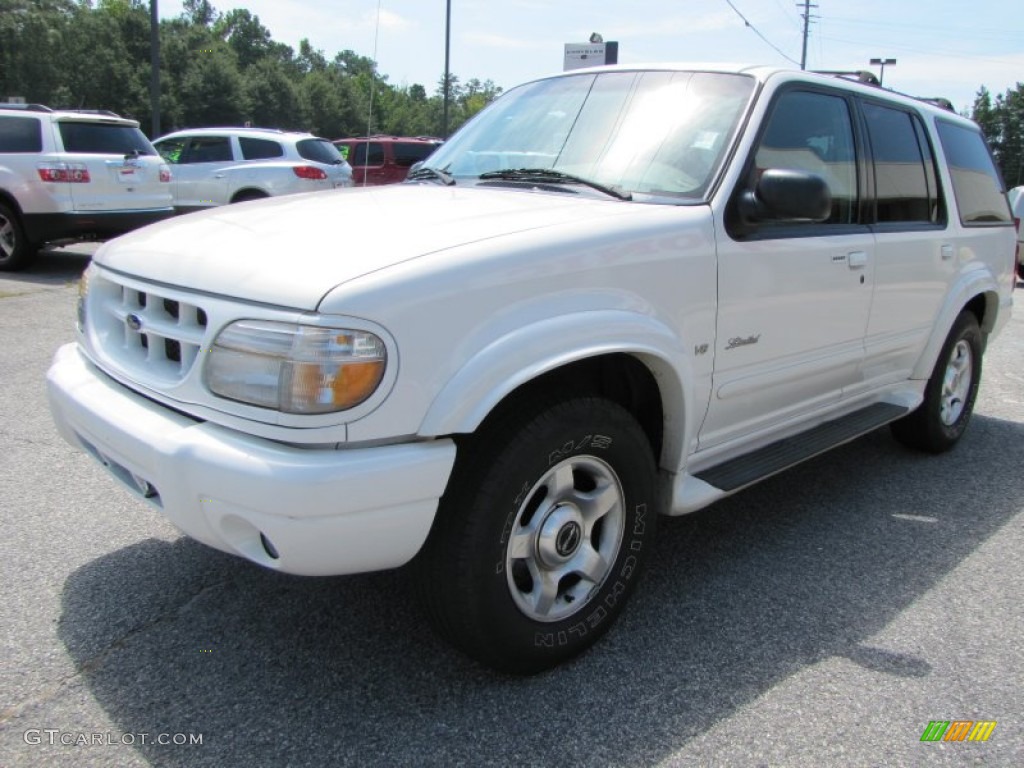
[
  {"x1": 150, "y1": 0, "x2": 160, "y2": 137},
  {"x1": 869, "y1": 57, "x2": 896, "y2": 86},
  {"x1": 443, "y1": 0, "x2": 451, "y2": 137}
]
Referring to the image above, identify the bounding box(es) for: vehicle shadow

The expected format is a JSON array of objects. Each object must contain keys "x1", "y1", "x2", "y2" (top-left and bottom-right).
[
  {"x1": 0, "y1": 246, "x2": 93, "y2": 288},
  {"x1": 56, "y1": 416, "x2": 1023, "y2": 767}
]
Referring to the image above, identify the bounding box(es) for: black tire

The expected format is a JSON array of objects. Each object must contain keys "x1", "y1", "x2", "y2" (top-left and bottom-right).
[
  {"x1": 0, "y1": 202, "x2": 37, "y2": 271},
  {"x1": 417, "y1": 396, "x2": 658, "y2": 673},
  {"x1": 891, "y1": 311, "x2": 982, "y2": 453}
]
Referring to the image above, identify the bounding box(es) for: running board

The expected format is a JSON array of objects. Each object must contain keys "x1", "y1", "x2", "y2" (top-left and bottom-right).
[{"x1": 694, "y1": 402, "x2": 909, "y2": 493}]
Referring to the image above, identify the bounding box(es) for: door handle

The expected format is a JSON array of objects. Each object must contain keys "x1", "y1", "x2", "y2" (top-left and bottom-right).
[
  {"x1": 847, "y1": 251, "x2": 868, "y2": 269},
  {"x1": 941, "y1": 244, "x2": 954, "y2": 260}
]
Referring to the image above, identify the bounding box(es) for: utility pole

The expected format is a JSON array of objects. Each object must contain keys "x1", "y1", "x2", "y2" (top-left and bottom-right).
[
  {"x1": 798, "y1": 0, "x2": 817, "y2": 70},
  {"x1": 150, "y1": 0, "x2": 160, "y2": 137}
]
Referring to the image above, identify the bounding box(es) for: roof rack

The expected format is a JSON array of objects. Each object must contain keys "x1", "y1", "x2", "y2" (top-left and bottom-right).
[
  {"x1": 59, "y1": 108, "x2": 122, "y2": 118},
  {"x1": 915, "y1": 97, "x2": 956, "y2": 113},
  {"x1": 813, "y1": 70, "x2": 881, "y2": 86},
  {"x1": 0, "y1": 103, "x2": 53, "y2": 113}
]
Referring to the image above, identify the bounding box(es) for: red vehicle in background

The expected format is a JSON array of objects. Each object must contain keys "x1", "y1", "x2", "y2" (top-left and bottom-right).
[{"x1": 333, "y1": 136, "x2": 443, "y2": 185}]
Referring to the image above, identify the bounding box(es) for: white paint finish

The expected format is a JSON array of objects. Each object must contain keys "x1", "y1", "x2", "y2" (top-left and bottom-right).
[{"x1": 46, "y1": 343, "x2": 456, "y2": 576}]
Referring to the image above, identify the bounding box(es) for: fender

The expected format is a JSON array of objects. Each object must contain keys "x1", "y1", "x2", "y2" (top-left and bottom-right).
[
  {"x1": 910, "y1": 266, "x2": 1001, "y2": 380},
  {"x1": 417, "y1": 310, "x2": 697, "y2": 471}
]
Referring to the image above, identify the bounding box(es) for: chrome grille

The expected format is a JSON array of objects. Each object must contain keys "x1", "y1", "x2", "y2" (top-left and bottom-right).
[{"x1": 90, "y1": 273, "x2": 210, "y2": 384}]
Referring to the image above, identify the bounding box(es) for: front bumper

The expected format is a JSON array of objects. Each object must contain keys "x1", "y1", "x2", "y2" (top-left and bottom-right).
[{"x1": 46, "y1": 343, "x2": 456, "y2": 576}]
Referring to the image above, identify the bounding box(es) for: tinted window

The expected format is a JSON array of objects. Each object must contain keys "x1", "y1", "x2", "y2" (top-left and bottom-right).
[
  {"x1": 58, "y1": 121, "x2": 155, "y2": 155},
  {"x1": 239, "y1": 137, "x2": 283, "y2": 160},
  {"x1": 352, "y1": 142, "x2": 385, "y2": 166},
  {"x1": 936, "y1": 120, "x2": 1012, "y2": 224},
  {"x1": 0, "y1": 116, "x2": 43, "y2": 152},
  {"x1": 181, "y1": 136, "x2": 232, "y2": 164},
  {"x1": 154, "y1": 137, "x2": 186, "y2": 164},
  {"x1": 394, "y1": 142, "x2": 438, "y2": 166},
  {"x1": 296, "y1": 138, "x2": 344, "y2": 165},
  {"x1": 754, "y1": 90, "x2": 858, "y2": 224},
  {"x1": 863, "y1": 102, "x2": 939, "y2": 223}
]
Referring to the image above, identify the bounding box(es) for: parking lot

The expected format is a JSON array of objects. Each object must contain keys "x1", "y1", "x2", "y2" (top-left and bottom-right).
[{"x1": 0, "y1": 247, "x2": 1021, "y2": 767}]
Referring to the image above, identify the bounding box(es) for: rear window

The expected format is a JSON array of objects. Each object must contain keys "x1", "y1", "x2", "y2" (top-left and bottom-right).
[
  {"x1": 936, "y1": 120, "x2": 1012, "y2": 225},
  {"x1": 296, "y1": 138, "x2": 344, "y2": 165},
  {"x1": 58, "y1": 121, "x2": 155, "y2": 155},
  {"x1": 0, "y1": 116, "x2": 43, "y2": 152},
  {"x1": 239, "y1": 137, "x2": 283, "y2": 160}
]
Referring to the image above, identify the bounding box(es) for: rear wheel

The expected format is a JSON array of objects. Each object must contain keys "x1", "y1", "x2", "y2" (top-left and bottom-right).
[
  {"x1": 417, "y1": 396, "x2": 658, "y2": 673},
  {"x1": 0, "y1": 202, "x2": 37, "y2": 271},
  {"x1": 891, "y1": 311, "x2": 982, "y2": 453}
]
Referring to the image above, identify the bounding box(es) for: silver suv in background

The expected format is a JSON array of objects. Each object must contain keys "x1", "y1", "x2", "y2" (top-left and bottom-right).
[
  {"x1": 153, "y1": 127, "x2": 352, "y2": 212},
  {"x1": 0, "y1": 103, "x2": 173, "y2": 270}
]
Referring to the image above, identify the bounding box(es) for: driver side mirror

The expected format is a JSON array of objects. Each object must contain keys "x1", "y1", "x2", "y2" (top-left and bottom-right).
[{"x1": 738, "y1": 169, "x2": 832, "y2": 224}]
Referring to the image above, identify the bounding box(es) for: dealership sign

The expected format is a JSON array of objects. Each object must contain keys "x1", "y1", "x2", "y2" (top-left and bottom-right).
[{"x1": 563, "y1": 41, "x2": 619, "y2": 71}]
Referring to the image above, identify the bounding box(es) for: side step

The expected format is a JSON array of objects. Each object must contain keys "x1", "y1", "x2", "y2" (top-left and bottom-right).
[{"x1": 695, "y1": 402, "x2": 909, "y2": 492}]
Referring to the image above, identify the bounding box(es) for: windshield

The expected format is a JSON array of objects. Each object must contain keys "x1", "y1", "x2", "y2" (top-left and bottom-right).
[{"x1": 424, "y1": 70, "x2": 755, "y2": 201}]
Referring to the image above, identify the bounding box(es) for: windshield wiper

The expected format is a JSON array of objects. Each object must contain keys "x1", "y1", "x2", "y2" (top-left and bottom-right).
[
  {"x1": 477, "y1": 168, "x2": 631, "y2": 201},
  {"x1": 406, "y1": 166, "x2": 456, "y2": 186}
]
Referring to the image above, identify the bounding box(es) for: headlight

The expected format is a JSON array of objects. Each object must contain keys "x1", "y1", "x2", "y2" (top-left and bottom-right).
[{"x1": 204, "y1": 320, "x2": 387, "y2": 414}]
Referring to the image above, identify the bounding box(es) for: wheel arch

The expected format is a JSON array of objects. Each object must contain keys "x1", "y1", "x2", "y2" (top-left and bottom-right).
[
  {"x1": 911, "y1": 275, "x2": 1001, "y2": 380},
  {"x1": 418, "y1": 311, "x2": 694, "y2": 471},
  {"x1": 229, "y1": 187, "x2": 270, "y2": 203}
]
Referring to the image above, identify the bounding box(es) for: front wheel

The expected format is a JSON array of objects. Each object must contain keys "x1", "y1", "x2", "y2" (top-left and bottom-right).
[
  {"x1": 891, "y1": 311, "x2": 982, "y2": 453},
  {"x1": 417, "y1": 396, "x2": 658, "y2": 673}
]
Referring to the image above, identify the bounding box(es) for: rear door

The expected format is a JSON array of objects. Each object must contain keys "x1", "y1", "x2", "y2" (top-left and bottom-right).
[{"x1": 55, "y1": 119, "x2": 170, "y2": 212}]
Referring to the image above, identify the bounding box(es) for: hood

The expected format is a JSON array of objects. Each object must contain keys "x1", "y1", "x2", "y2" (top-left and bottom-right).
[{"x1": 96, "y1": 184, "x2": 639, "y2": 309}]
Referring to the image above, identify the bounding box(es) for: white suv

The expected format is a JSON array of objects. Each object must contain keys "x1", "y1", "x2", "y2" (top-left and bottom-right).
[
  {"x1": 48, "y1": 65, "x2": 1016, "y2": 673},
  {"x1": 153, "y1": 127, "x2": 352, "y2": 211},
  {"x1": 0, "y1": 103, "x2": 173, "y2": 270}
]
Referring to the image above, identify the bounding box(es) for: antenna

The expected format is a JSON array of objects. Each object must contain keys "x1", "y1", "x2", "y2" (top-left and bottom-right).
[{"x1": 364, "y1": 0, "x2": 383, "y2": 186}]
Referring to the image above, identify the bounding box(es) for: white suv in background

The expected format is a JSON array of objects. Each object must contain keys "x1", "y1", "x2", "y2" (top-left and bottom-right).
[
  {"x1": 0, "y1": 103, "x2": 173, "y2": 271},
  {"x1": 153, "y1": 127, "x2": 352, "y2": 212}
]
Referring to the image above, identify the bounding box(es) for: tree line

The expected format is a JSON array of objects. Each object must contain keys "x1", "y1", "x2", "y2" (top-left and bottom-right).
[
  {"x1": 0, "y1": 0, "x2": 501, "y2": 139},
  {"x1": 972, "y1": 84, "x2": 1024, "y2": 188}
]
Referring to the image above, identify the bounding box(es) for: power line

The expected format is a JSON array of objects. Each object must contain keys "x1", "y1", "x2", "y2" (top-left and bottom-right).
[{"x1": 722, "y1": 0, "x2": 800, "y2": 66}]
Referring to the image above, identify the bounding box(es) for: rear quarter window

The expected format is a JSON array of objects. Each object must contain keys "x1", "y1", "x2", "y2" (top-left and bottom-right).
[
  {"x1": 239, "y1": 137, "x2": 284, "y2": 160},
  {"x1": 57, "y1": 122, "x2": 155, "y2": 155},
  {"x1": 0, "y1": 116, "x2": 43, "y2": 152},
  {"x1": 936, "y1": 120, "x2": 1011, "y2": 225}
]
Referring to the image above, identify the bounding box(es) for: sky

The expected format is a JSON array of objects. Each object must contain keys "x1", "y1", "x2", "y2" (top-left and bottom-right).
[{"x1": 161, "y1": 0, "x2": 1023, "y2": 114}]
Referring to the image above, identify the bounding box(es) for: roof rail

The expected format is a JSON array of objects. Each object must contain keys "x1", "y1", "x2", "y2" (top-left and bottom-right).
[
  {"x1": 915, "y1": 97, "x2": 956, "y2": 112},
  {"x1": 0, "y1": 103, "x2": 53, "y2": 113},
  {"x1": 813, "y1": 70, "x2": 881, "y2": 86}
]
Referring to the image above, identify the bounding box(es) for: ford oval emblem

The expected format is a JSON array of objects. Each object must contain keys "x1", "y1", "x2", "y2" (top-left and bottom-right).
[{"x1": 126, "y1": 313, "x2": 143, "y2": 331}]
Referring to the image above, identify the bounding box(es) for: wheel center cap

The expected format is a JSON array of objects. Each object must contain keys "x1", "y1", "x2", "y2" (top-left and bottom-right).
[{"x1": 537, "y1": 504, "x2": 584, "y2": 565}]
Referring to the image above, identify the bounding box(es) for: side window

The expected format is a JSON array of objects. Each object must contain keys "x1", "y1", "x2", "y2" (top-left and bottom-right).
[
  {"x1": 754, "y1": 90, "x2": 858, "y2": 225},
  {"x1": 180, "y1": 136, "x2": 232, "y2": 164},
  {"x1": 935, "y1": 120, "x2": 1012, "y2": 225},
  {"x1": 155, "y1": 137, "x2": 186, "y2": 164},
  {"x1": 394, "y1": 142, "x2": 436, "y2": 167},
  {"x1": 352, "y1": 142, "x2": 385, "y2": 166},
  {"x1": 239, "y1": 137, "x2": 283, "y2": 160},
  {"x1": 863, "y1": 102, "x2": 941, "y2": 224},
  {"x1": 0, "y1": 116, "x2": 43, "y2": 152}
]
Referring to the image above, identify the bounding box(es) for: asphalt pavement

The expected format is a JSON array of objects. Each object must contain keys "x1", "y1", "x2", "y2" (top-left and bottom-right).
[{"x1": 1, "y1": 246, "x2": 1021, "y2": 767}]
